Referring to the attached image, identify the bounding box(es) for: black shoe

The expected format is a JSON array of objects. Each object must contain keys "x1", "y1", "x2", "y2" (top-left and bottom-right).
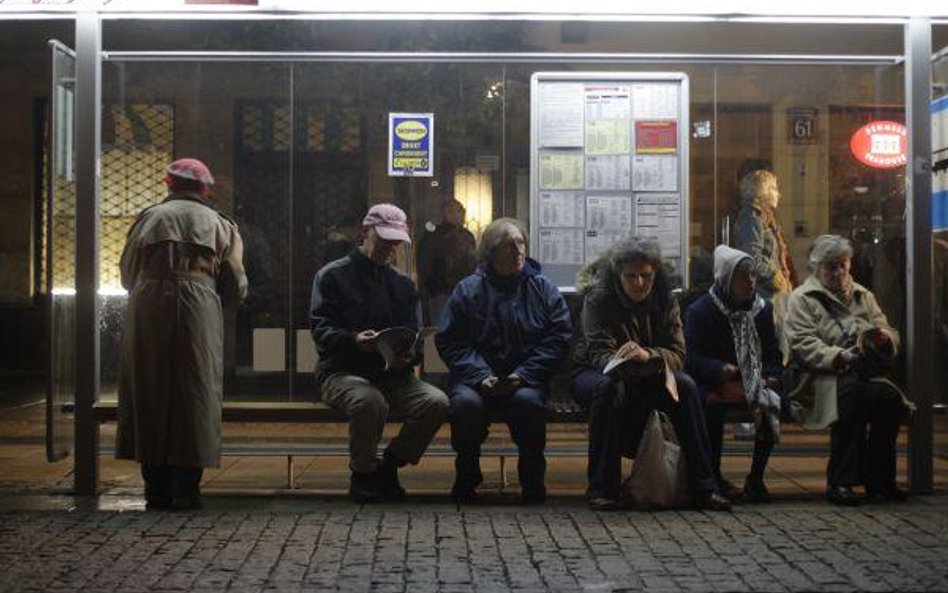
[
  {"x1": 171, "y1": 496, "x2": 202, "y2": 511},
  {"x1": 521, "y1": 488, "x2": 547, "y2": 505},
  {"x1": 145, "y1": 497, "x2": 171, "y2": 511},
  {"x1": 587, "y1": 497, "x2": 623, "y2": 511},
  {"x1": 376, "y1": 454, "x2": 407, "y2": 502},
  {"x1": 866, "y1": 485, "x2": 909, "y2": 503},
  {"x1": 349, "y1": 470, "x2": 381, "y2": 503},
  {"x1": 826, "y1": 486, "x2": 860, "y2": 506},
  {"x1": 696, "y1": 490, "x2": 733, "y2": 511},
  {"x1": 743, "y1": 476, "x2": 771, "y2": 504},
  {"x1": 718, "y1": 479, "x2": 743, "y2": 502},
  {"x1": 451, "y1": 483, "x2": 480, "y2": 504}
]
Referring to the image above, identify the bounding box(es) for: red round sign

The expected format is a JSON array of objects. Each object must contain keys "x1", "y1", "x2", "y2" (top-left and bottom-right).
[{"x1": 849, "y1": 120, "x2": 907, "y2": 169}]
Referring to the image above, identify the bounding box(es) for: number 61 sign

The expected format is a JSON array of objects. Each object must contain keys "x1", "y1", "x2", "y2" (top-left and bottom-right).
[{"x1": 787, "y1": 108, "x2": 819, "y2": 145}]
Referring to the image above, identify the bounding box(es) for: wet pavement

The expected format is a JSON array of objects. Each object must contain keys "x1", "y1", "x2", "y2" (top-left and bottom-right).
[{"x1": 2, "y1": 381, "x2": 948, "y2": 592}]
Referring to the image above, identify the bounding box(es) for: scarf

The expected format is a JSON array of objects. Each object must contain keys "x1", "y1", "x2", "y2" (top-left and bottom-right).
[
  {"x1": 708, "y1": 287, "x2": 782, "y2": 442},
  {"x1": 760, "y1": 207, "x2": 797, "y2": 292}
]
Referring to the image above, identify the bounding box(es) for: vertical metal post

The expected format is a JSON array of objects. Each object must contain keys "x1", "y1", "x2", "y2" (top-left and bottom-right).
[
  {"x1": 905, "y1": 17, "x2": 934, "y2": 494},
  {"x1": 74, "y1": 11, "x2": 102, "y2": 495}
]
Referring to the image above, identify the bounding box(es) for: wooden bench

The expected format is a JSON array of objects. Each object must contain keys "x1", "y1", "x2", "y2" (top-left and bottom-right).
[
  {"x1": 90, "y1": 391, "x2": 589, "y2": 489},
  {"x1": 88, "y1": 385, "x2": 760, "y2": 489}
]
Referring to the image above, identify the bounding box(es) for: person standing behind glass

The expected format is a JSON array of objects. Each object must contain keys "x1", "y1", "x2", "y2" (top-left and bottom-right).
[
  {"x1": 310, "y1": 203, "x2": 449, "y2": 504},
  {"x1": 117, "y1": 158, "x2": 247, "y2": 510},
  {"x1": 735, "y1": 170, "x2": 798, "y2": 354},
  {"x1": 685, "y1": 245, "x2": 785, "y2": 503},
  {"x1": 570, "y1": 238, "x2": 731, "y2": 512},
  {"x1": 436, "y1": 218, "x2": 572, "y2": 504},
  {"x1": 416, "y1": 198, "x2": 477, "y2": 327},
  {"x1": 785, "y1": 234, "x2": 913, "y2": 506}
]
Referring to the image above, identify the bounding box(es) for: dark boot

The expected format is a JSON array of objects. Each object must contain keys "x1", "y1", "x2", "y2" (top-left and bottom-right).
[
  {"x1": 141, "y1": 464, "x2": 171, "y2": 510},
  {"x1": 742, "y1": 475, "x2": 771, "y2": 504},
  {"x1": 170, "y1": 467, "x2": 203, "y2": 510},
  {"x1": 349, "y1": 470, "x2": 381, "y2": 503},
  {"x1": 376, "y1": 449, "x2": 407, "y2": 502}
]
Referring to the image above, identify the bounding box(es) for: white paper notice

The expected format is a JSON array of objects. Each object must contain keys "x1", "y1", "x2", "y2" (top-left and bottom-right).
[
  {"x1": 539, "y1": 152, "x2": 585, "y2": 190},
  {"x1": 539, "y1": 228, "x2": 585, "y2": 265},
  {"x1": 586, "y1": 155, "x2": 631, "y2": 191},
  {"x1": 585, "y1": 85, "x2": 632, "y2": 120},
  {"x1": 632, "y1": 155, "x2": 678, "y2": 191},
  {"x1": 635, "y1": 194, "x2": 681, "y2": 257},
  {"x1": 584, "y1": 230, "x2": 627, "y2": 263},
  {"x1": 584, "y1": 86, "x2": 632, "y2": 155},
  {"x1": 632, "y1": 83, "x2": 679, "y2": 119},
  {"x1": 539, "y1": 192, "x2": 585, "y2": 227},
  {"x1": 586, "y1": 195, "x2": 632, "y2": 232},
  {"x1": 540, "y1": 83, "x2": 584, "y2": 148}
]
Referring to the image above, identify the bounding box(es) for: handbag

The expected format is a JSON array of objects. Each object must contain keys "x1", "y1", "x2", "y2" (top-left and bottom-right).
[{"x1": 622, "y1": 410, "x2": 689, "y2": 509}]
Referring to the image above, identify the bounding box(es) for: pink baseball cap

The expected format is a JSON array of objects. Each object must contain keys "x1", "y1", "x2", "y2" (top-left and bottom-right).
[
  {"x1": 363, "y1": 203, "x2": 411, "y2": 244},
  {"x1": 165, "y1": 158, "x2": 215, "y2": 185}
]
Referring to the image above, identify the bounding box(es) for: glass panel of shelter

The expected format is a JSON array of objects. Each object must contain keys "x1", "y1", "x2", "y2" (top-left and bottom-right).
[
  {"x1": 932, "y1": 23, "x2": 948, "y2": 408},
  {"x1": 95, "y1": 56, "x2": 908, "y2": 404}
]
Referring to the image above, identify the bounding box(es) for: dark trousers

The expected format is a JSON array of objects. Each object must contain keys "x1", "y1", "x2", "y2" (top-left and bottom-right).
[
  {"x1": 571, "y1": 368, "x2": 718, "y2": 500},
  {"x1": 705, "y1": 402, "x2": 775, "y2": 484},
  {"x1": 449, "y1": 383, "x2": 547, "y2": 496},
  {"x1": 141, "y1": 463, "x2": 203, "y2": 504},
  {"x1": 828, "y1": 375, "x2": 903, "y2": 491}
]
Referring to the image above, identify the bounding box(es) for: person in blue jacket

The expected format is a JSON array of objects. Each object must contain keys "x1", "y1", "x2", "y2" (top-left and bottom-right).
[
  {"x1": 435, "y1": 217, "x2": 572, "y2": 504},
  {"x1": 684, "y1": 245, "x2": 785, "y2": 503}
]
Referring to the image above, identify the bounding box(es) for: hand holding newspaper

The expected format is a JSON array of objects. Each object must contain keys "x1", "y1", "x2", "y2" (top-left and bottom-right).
[
  {"x1": 602, "y1": 330, "x2": 678, "y2": 402},
  {"x1": 374, "y1": 326, "x2": 434, "y2": 370}
]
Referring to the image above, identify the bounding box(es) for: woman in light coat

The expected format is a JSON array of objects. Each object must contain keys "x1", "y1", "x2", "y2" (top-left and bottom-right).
[{"x1": 785, "y1": 234, "x2": 912, "y2": 506}]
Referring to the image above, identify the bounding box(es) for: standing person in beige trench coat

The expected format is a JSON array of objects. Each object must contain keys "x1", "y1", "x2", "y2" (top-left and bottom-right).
[
  {"x1": 117, "y1": 158, "x2": 247, "y2": 510},
  {"x1": 785, "y1": 234, "x2": 913, "y2": 507}
]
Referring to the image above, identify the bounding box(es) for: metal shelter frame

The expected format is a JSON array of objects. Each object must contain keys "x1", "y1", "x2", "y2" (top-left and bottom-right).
[{"x1": 10, "y1": 9, "x2": 935, "y2": 495}]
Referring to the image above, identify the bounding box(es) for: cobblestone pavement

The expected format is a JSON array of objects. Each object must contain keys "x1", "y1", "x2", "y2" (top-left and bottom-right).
[{"x1": 1, "y1": 494, "x2": 947, "y2": 593}]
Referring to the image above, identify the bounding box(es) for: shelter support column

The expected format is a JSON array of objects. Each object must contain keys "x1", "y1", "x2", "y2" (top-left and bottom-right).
[
  {"x1": 74, "y1": 11, "x2": 101, "y2": 495},
  {"x1": 905, "y1": 17, "x2": 934, "y2": 494}
]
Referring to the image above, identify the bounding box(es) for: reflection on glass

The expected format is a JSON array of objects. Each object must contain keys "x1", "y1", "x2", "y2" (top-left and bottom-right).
[
  {"x1": 86, "y1": 55, "x2": 907, "y2": 401},
  {"x1": 47, "y1": 43, "x2": 76, "y2": 461}
]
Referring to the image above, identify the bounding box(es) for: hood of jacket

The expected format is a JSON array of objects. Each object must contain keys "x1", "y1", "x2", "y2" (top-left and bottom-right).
[{"x1": 713, "y1": 244, "x2": 752, "y2": 299}]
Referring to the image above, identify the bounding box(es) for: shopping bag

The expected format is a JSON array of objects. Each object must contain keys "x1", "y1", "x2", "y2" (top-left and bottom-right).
[{"x1": 622, "y1": 410, "x2": 688, "y2": 509}]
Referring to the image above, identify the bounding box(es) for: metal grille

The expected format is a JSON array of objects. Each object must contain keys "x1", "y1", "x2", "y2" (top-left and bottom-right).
[
  {"x1": 99, "y1": 104, "x2": 174, "y2": 290},
  {"x1": 234, "y1": 100, "x2": 367, "y2": 374},
  {"x1": 305, "y1": 105, "x2": 362, "y2": 153},
  {"x1": 40, "y1": 103, "x2": 172, "y2": 293},
  {"x1": 233, "y1": 101, "x2": 291, "y2": 375}
]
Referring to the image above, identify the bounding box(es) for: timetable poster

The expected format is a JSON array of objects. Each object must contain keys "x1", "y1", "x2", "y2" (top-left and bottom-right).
[{"x1": 531, "y1": 74, "x2": 688, "y2": 289}]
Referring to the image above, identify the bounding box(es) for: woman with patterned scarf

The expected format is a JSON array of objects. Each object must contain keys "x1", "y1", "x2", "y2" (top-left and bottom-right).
[
  {"x1": 734, "y1": 170, "x2": 798, "y2": 356},
  {"x1": 685, "y1": 245, "x2": 786, "y2": 503}
]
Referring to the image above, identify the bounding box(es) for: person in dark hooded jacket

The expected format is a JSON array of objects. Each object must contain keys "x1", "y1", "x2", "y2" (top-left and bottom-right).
[
  {"x1": 435, "y1": 217, "x2": 572, "y2": 504},
  {"x1": 684, "y1": 245, "x2": 785, "y2": 503},
  {"x1": 571, "y1": 238, "x2": 731, "y2": 512}
]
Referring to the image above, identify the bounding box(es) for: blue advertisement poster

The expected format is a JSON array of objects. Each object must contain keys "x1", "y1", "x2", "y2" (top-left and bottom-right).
[{"x1": 388, "y1": 112, "x2": 434, "y2": 177}]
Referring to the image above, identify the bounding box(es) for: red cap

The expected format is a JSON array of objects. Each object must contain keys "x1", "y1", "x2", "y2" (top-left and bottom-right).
[
  {"x1": 165, "y1": 158, "x2": 215, "y2": 185},
  {"x1": 362, "y1": 203, "x2": 411, "y2": 244}
]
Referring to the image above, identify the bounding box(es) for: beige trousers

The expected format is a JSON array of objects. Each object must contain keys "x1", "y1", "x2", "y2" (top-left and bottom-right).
[{"x1": 321, "y1": 372, "x2": 449, "y2": 474}]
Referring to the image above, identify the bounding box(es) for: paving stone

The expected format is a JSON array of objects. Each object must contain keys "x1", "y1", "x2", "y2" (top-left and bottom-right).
[{"x1": 1, "y1": 498, "x2": 948, "y2": 592}]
